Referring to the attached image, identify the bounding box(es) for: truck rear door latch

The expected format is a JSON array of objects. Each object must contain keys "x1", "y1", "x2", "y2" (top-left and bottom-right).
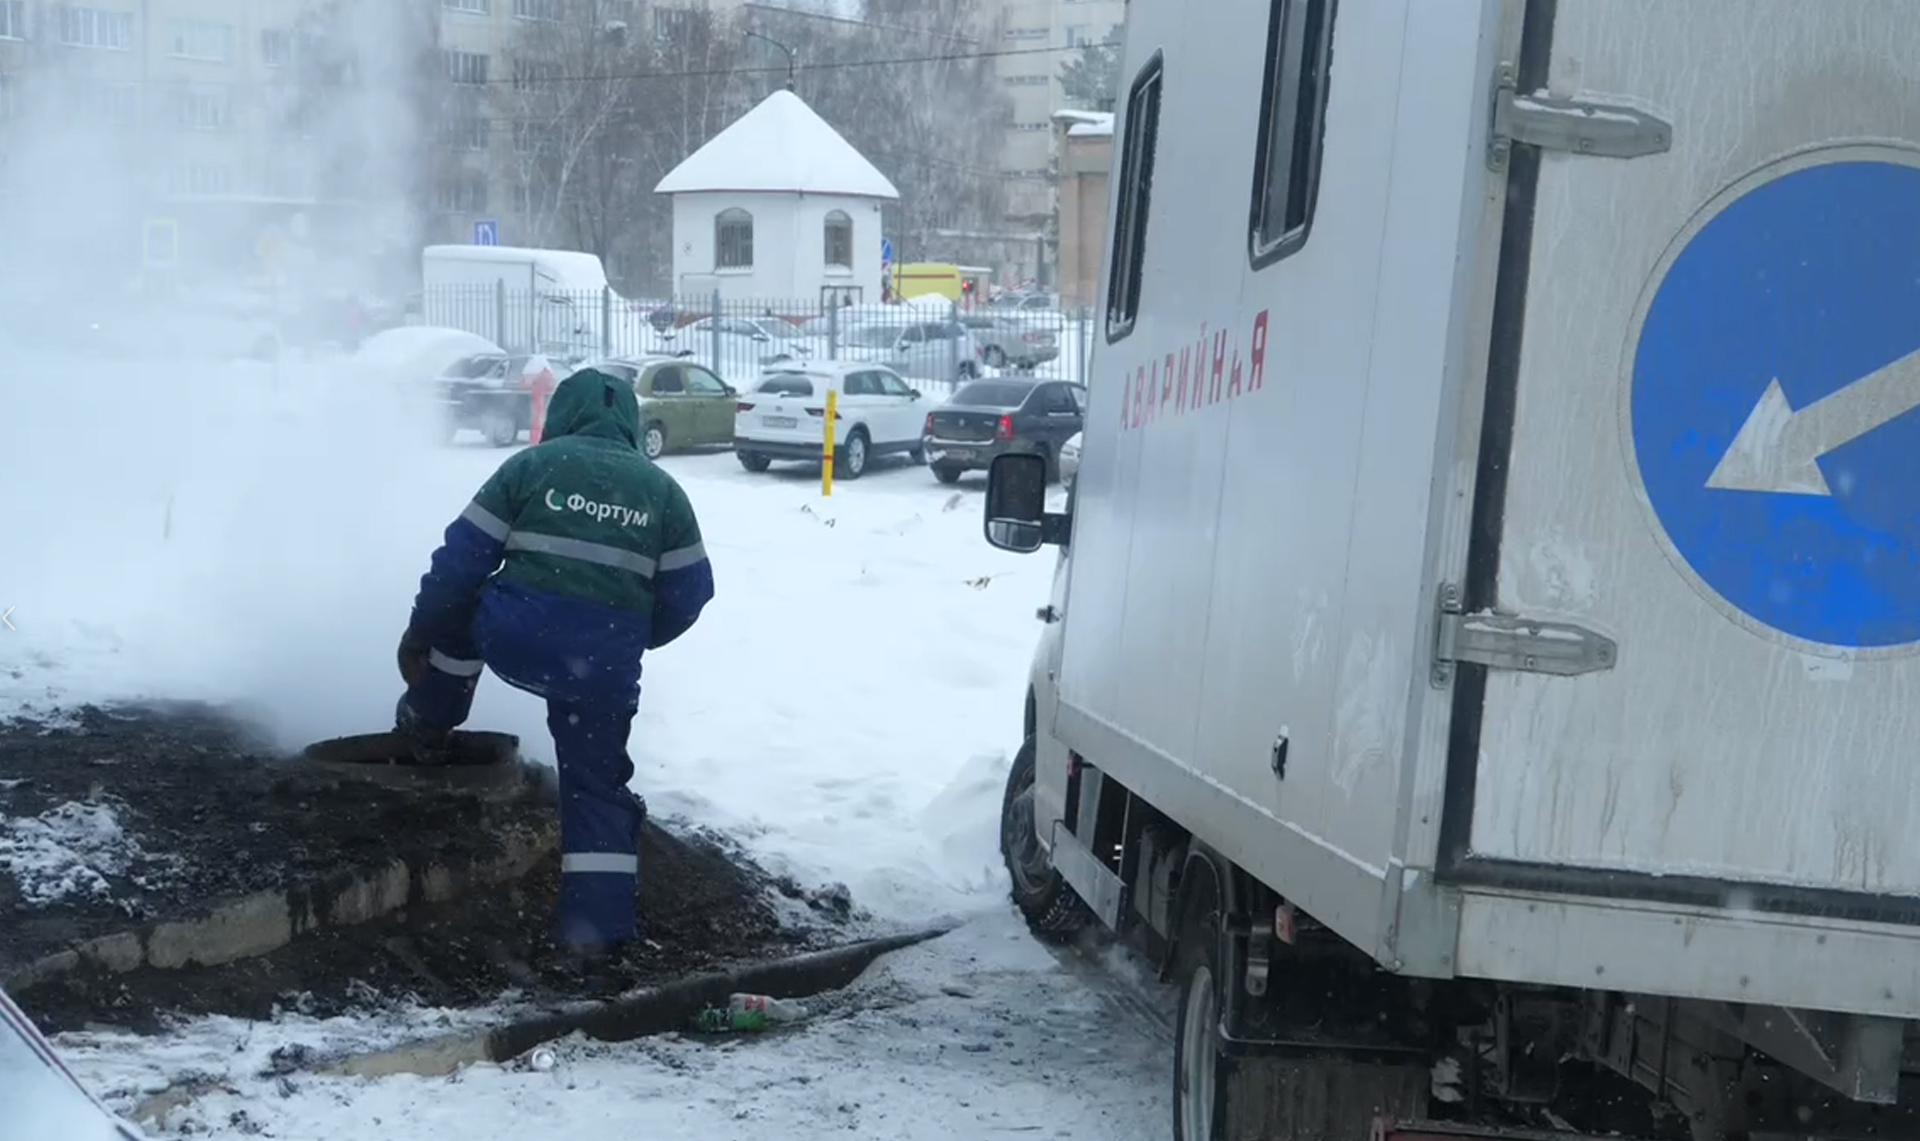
[
  {"x1": 1431, "y1": 583, "x2": 1618, "y2": 688},
  {"x1": 1488, "y1": 62, "x2": 1673, "y2": 172}
]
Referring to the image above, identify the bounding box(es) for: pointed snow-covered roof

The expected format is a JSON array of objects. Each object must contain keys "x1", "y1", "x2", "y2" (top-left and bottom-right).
[{"x1": 654, "y1": 89, "x2": 900, "y2": 200}]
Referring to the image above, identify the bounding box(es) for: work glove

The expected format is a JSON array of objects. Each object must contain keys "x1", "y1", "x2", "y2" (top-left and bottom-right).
[{"x1": 396, "y1": 628, "x2": 431, "y2": 686}]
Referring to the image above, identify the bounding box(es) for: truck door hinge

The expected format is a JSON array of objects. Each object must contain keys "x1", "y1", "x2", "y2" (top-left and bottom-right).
[
  {"x1": 1431, "y1": 583, "x2": 1618, "y2": 687},
  {"x1": 1487, "y1": 63, "x2": 1673, "y2": 172}
]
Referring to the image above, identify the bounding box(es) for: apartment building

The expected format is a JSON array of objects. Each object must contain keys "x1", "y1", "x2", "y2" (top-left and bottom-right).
[
  {"x1": 0, "y1": 0, "x2": 319, "y2": 198},
  {"x1": 990, "y1": 0, "x2": 1123, "y2": 284},
  {"x1": 0, "y1": 0, "x2": 431, "y2": 288}
]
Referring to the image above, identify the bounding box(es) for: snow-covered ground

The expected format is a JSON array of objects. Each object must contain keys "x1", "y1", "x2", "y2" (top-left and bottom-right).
[
  {"x1": 59, "y1": 909, "x2": 1171, "y2": 1140},
  {"x1": 1, "y1": 351, "x2": 1163, "y2": 1138}
]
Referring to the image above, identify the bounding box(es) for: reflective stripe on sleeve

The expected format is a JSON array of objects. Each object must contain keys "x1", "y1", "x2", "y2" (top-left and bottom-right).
[
  {"x1": 505, "y1": 531, "x2": 657, "y2": 576},
  {"x1": 657, "y1": 541, "x2": 707, "y2": 572},
  {"x1": 562, "y1": 852, "x2": 640, "y2": 875},
  {"x1": 461, "y1": 500, "x2": 511, "y2": 542},
  {"x1": 428, "y1": 649, "x2": 485, "y2": 677}
]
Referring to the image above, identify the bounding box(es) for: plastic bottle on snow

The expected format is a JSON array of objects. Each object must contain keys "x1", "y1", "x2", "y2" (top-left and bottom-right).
[{"x1": 692, "y1": 993, "x2": 812, "y2": 1032}]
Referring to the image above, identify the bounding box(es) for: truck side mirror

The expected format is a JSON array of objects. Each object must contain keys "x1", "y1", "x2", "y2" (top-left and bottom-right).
[{"x1": 984, "y1": 452, "x2": 1065, "y2": 552}]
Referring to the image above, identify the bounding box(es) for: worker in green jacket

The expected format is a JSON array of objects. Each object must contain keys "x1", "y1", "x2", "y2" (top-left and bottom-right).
[{"x1": 394, "y1": 368, "x2": 716, "y2": 979}]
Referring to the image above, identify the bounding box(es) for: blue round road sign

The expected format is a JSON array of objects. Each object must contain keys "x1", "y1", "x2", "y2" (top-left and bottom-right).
[{"x1": 1630, "y1": 155, "x2": 1920, "y2": 650}]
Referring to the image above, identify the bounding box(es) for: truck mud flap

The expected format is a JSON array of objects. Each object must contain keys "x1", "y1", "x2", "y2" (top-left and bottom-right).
[{"x1": 1049, "y1": 818, "x2": 1125, "y2": 929}]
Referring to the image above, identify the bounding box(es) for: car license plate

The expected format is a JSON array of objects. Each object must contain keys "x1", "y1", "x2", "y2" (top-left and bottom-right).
[
  {"x1": 763, "y1": 415, "x2": 798, "y2": 429},
  {"x1": 943, "y1": 448, "x2": 976, "y2": 461}
]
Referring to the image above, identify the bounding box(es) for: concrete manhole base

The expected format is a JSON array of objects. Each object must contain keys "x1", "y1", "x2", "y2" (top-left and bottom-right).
[{"x1": 1, "y1": 704, "x2": 862, "y2": 1035}]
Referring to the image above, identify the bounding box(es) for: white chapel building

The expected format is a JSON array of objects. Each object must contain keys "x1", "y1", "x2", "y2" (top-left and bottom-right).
[{"x1": 655, "y1": 89, "x2": 900, "y2": 305}]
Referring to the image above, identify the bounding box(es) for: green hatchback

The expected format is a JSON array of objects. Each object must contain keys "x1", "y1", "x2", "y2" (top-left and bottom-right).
[{"x1": 577, "y1": 356, "x2": 740, "y2": 459}]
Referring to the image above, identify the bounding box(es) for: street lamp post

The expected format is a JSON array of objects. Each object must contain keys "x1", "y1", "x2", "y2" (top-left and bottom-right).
[{"x1": 744, "y1": 30, "x2": 797, "y2": 91}]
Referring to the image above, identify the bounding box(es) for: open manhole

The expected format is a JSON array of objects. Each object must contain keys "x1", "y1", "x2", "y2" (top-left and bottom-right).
[{"x1": 302, "y1": 730, "x2": 526, "y2": 797}]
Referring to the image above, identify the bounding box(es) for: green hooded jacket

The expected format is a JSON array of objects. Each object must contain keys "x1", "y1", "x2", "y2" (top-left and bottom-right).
[{"x1": 453, "y1": 368, "x2": 708, "y2": 619}]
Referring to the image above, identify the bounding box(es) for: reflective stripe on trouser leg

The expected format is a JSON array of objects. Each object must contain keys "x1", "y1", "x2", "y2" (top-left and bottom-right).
[
  {"x1": 399, "y1": 623, "x2": 484, "y2": 731},
  {"x1": 549, "y1": 697, "x2": 643, "y2": 948}
]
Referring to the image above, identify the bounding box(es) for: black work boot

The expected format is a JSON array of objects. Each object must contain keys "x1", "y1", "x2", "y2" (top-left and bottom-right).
[
  {"x1": 393, "y1": 695, "x2": 454, "y2": 765},
  {"x1": 538, "y1": 941, "x2": 633, "y2": 998}
]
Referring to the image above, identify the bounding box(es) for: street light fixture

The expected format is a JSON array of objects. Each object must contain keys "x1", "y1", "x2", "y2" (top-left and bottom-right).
[{"x1": 744, "y1": 29, "x2": 797, "y2": 91}]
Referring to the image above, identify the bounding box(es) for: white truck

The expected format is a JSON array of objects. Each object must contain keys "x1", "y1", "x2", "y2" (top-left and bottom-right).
[
  {"x1": 981, "y1": 2, "x2": 1920, "y2": 1140},
  {"x1": 419, "y1": 244, "x2": 613, "y2": 362}
]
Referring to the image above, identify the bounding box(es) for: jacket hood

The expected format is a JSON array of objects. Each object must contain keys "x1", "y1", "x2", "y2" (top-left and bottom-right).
[{"x1": 542, "y1": 368, "x2": 640, "y2": 447}]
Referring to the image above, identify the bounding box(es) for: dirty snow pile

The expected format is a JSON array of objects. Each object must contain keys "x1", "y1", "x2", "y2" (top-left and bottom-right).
[{"x1": 0, "y1": 798, "x2": 159, "y2": 907}]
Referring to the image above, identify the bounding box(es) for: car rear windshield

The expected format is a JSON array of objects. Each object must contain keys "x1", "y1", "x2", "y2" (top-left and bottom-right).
[
  {"x1": 755, "y1": 375, "x2": 817, "y2": 397},
  {"x1": 443, "y1": 356, "x2": 502, "y2": 379},
  {"x1": 952, "y1": 381, "x2": 1035, "y2": 408}
]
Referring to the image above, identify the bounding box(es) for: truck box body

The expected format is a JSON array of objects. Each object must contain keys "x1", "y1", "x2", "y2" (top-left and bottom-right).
[
  {"x1": 420, "y1": 245, "x2": 609, "y2": 360},
  {"x1": 1047, "y1": 0, "x2": 1920, "y2": 1024}
]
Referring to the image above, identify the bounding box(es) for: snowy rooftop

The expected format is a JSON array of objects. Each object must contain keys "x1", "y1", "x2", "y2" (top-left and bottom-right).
[
  {"x1": 1054, "y1": 110, "x2": 1115, "y2": 138},
  {"x1": 654, "y1": 89, "x2": 900, "y2": 200}
]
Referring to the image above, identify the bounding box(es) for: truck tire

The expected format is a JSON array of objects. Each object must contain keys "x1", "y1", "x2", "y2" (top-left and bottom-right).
[
  {"x1": 1000, "y1": 737, "x2": 1092, "y2": 941},
  {"x1": 1171, "y1": 878, "x2": 1429, "y2": 1140}
]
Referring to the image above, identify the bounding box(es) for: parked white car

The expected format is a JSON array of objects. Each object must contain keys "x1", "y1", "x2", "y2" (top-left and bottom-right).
[
  {"x1": 733, "y1": 361, "x2": 928, "y2": 479},
  {"x1": 2, "y1": 987, "x2": 145, "y2": 1139},
  {"x1": 1058, "y1": 430, "x2": 1083, "y2": 484}
]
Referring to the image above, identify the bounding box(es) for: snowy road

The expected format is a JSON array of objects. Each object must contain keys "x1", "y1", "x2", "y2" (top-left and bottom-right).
[
  {"x1": 61, "y1": 910, "x2": 1172, "y2": 1140},
  {"x1": 2, "y1": 360, "x2": 1163, "y2": 1139}
]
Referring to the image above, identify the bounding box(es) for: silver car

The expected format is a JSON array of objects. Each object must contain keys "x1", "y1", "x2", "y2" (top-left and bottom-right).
[{"x1": 839, "y1": 320, "x2": 983, "y2": 383}]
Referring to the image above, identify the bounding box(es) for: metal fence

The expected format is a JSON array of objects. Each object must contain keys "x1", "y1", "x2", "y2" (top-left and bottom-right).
[{"x1": 416, "y1": 285, "x2": 1095, "y2": 394}]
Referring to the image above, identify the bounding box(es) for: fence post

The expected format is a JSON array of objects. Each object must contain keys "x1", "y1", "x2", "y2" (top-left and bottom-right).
[
  {"x1": 949, "y1": 299, "x2": 961, "y2": 380},
  {"x1": 710, "y1": 289, "x2": 723, "y2": 375},
  {"x1": 600, "y1": 285, "x2": 612, "y2": 358},
  {"x1": 1079, "y1": 309, "x2": 1091, "y2": 386},
  {"x1": 493, "y1": 279, "x2": 506, "y2": 350},
  {"x1": 827, "y1": 297, "x2": 839, "y2": 360}
]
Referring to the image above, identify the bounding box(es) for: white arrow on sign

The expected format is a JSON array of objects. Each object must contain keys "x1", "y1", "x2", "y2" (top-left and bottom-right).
[
  {"x1": 1706, "y1": 346, "x2": 1920, "y2": 496},
  {"x1": 1, "y1": 607, "x2": 12, "y2": 631}
]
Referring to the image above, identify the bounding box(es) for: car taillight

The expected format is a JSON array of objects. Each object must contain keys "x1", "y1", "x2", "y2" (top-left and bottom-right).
[
  {"x1": 996, "y1": 414, "x2": 1014, "y2": 440},
  {"x1": 736, "y1": 401, "x2": 755, "y2": 413},
  {"x1": 924, "y1": 413, "x2": 935, "y2": 434},
  {"x1": 805, "y1": 407, "x2": 843, "y2": 420}
]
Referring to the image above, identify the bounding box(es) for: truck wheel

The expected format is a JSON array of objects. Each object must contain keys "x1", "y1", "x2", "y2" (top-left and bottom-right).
[
  {"x1": 1172, "y1": 916, "x2": 1226, "y2": 1141},
  {"x1": 643, "y1": 422, "x2": 667, "y2": 460},
  {"x1": 1171, "y1": 878, "x2": 1429, "y2": 1140},
  {"x1": 999, "y1": 737, "x2": 1092, "y2": 941},
  {"x1": 480, "y1": 407, "x2": 518, "y2": 448}
]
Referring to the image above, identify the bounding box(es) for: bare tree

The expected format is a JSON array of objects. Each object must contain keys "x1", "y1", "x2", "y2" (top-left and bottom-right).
[
  {"x1": 490, "y1": 0, "x2": 1006, "y2": 292},
  {"x1": 751, "y1": 0, "x2": 1008, "y2": 265},
  {"x1": 498, "y1": 0, "x2": 636, "y2": 250},
  {"x1": 1058, "y1": 26, "x2": 1124, "y2": 113}
]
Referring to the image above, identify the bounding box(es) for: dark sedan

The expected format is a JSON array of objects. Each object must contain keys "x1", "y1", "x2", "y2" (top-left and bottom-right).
[{"x1": 922, "y1": 378, "x2": 1087, "y2": 484}]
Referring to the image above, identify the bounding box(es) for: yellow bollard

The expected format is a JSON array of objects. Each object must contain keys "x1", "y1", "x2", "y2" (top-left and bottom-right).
[{"x1": 821, "y1": 388, "x2": 837, "y2": 497}]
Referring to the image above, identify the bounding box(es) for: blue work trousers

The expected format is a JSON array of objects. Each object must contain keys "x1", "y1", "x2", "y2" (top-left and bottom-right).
[{"x1": 399, "y1": 623, "x2": 646, "y2": 950}]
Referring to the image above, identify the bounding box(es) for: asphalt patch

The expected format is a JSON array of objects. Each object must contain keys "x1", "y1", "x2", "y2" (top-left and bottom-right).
[{"x1": 0, "y1": 704, "x2": 857, "y2": 1033}]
